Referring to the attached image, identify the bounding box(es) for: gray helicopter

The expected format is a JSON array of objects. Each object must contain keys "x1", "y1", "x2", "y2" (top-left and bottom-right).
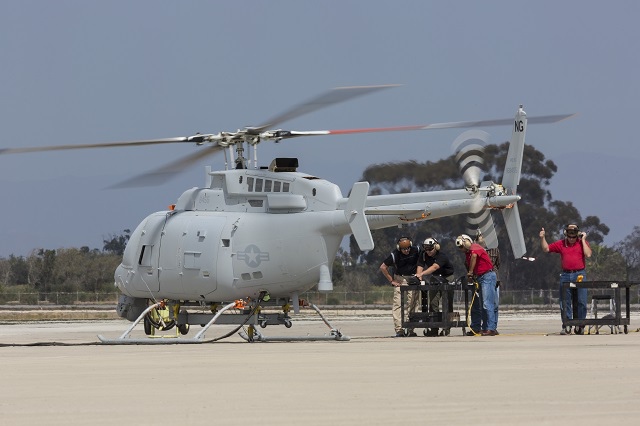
[{"x1": 0, "y1": 85, "x2": 573, "y2": 343}]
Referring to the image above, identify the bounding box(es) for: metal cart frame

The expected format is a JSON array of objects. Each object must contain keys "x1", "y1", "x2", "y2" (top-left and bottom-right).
[
  {"x1": 560, "y1": 280, "x2": 637, "y2": 334},
  {"x1": 400, "y1": 277, "x2": 473, "y2": 336}
]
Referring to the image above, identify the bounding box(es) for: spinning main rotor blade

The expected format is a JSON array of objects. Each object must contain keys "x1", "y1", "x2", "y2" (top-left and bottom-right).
[
  {"x1": 0, "y1": 74, "x2": 575, "y2": 190},
  {"x1": 269, "y1": 113, "x2": 576, "y2": 140},
  {"x1": 120, "y1": 110, "x2": 573, "y2": 187},
  {"x1": 108, "y1": 144, "x2": 225, "y2": 188},
  {"x1": 0, "y1": 136, "x2": 204, "y2": 155},
  {"x1": 0, "y1": 111, "x2": 574, "y2": 157},
  {"x1": 249, "y1": 84, "x2": 400, "y2": 132},
  {"x1": 0, "y1": 85, "x2": 401, "y2": 157}
]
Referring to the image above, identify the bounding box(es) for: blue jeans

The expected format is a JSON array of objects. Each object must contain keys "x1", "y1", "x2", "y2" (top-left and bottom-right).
[
  {"x1": 470, "y1": 271, "x2": 498, "y2": 331},
  {"x1": 560, "y1": 270, "x2": 587, "y2": 322}
]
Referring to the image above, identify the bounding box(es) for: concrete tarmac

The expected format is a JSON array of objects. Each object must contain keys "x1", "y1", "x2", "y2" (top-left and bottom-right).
[{"x1": 1, "y1": 310, "x2": 640, "y2": 425}]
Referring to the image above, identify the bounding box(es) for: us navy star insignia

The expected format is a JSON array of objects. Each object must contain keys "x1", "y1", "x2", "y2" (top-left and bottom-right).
[{"x1": 237, "y1": 245, "x2": 270, "y2": 267}]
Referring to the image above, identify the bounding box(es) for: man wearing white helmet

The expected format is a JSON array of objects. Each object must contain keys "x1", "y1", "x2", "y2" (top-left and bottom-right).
[
  {"x1": 456, "y1": 233, "x2": 498, "y2": 336},
  {"x1": 416, "y1": 237, "x2": 455, "y2": 336}
]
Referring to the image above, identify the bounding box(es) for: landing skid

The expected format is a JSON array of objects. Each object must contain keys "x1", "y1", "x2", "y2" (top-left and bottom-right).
[
  {"x1": 239, "y1": 304, "x2": 350, "y2": 342},
  {"x1": 98, "y1": 301, "x2": 349, "y2": 344},
  {"x1": 98, "y1": 301, "x2": 238, "y2": 344}
]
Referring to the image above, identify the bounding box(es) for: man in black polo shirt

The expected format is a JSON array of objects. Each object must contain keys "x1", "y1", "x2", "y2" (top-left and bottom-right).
[{"x1": 380, "y1": 236, "x2": 420, "y2": 337}]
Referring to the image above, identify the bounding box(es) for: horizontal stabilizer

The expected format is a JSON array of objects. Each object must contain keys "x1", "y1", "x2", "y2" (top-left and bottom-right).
[{"x1": 365, "y1": 208, "x2": 428, "y2": 219}]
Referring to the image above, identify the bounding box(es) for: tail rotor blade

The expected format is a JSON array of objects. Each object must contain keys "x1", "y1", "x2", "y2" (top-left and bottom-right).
[
  {"x1": 467, "y1": 210, "x2": 499, "y2": 249},
  {"x1": 451, "y1": 129, "x2": 498, "y2": 249},
  {"x1": 452, "y1": 130, "x2": 489, "y2": 187}
]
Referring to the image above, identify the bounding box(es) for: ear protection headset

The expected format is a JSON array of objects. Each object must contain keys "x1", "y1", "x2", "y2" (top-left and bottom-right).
[
  {"x1": 396, "y1": 237, "x2": 413, "y2": 251},
  {"x1": 563, "y1": 224, "x2": 580, "y2": 237},
  {"x1": 563, "y1": 224, "x2": 583, "y2": 247},
  {"x1": 455, "y1": 234, "x2": 473, "y2": 249},
  {"x1": 422, "y1": 237, "x2": 440, "y2": 252}
]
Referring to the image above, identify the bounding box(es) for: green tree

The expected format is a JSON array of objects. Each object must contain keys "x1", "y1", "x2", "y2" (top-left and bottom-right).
[
  {"x1": 3, "y1": 255, "x2": 30, "y2": 285},
  {"x1": 55, "y1": 248, "x2": 120, "y2": 293},
  {"x1": 615, "y1": 226, "x2": 640, "y2": 281},
  {"x1": 29, "y1": 249, "x2": 57, "y2": 299},
  {"x1": 103, "y1": 229, "x2": 131, "y2": 256},
  {"x1": 586, "y1": 244, "x2": 626, "y2": 281}
]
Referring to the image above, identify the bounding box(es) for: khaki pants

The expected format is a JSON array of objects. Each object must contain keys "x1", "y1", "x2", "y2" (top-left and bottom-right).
[{"x1": 392, "y1": 275, "x2": 419, "y2": 332}]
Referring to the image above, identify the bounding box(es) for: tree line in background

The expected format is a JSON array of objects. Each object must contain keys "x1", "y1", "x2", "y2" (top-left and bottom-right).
[
  {"x1": 0, "y1": 231, "x2": 130, "y2": 299},
  {"x1": 334, "y1": 143, "x2": 640, "y2": 293},
  {"x1": 1, "y1": 143, "x2": 639, "y2": 300}
]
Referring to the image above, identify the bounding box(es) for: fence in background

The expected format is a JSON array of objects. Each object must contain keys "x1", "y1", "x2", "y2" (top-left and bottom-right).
[
  {"x1": 302, "y1": 287, "x2": 640, "y2": 307},
  {"x1": 2, "y1": 287, "x2": 640, "y2": 307}
]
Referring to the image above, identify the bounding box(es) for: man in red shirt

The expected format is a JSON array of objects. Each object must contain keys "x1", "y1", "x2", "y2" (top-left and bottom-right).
[
  {"x1": 456, "y1": 234, "x2": 498, "y2": 336},
  {"x1": 540, "y1": 224, "x2": 592, "y2": 335}
]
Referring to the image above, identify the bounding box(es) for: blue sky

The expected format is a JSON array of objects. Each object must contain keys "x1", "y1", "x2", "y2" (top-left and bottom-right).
[{"x1": 1, "y1": 1, "x2": 638, "y2": 257}]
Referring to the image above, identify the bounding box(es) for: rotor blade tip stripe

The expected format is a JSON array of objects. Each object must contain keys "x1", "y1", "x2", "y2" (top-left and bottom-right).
[{"x1": 329, "y1": 125, "x2": 425, "y2": 135}]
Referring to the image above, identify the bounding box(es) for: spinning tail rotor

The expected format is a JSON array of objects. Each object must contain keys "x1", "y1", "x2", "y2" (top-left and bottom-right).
[
  {"x1": 451, "y1": 105, "x2": 529, "y2": 258},
  {"x1": 452, "y1": 130, "x2": 499, "y2": 250}
]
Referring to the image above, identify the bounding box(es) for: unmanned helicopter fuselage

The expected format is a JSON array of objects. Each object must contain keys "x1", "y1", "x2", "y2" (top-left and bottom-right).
[{"x1": 117, "y1": 162, "x2": 349, "y2": 303}]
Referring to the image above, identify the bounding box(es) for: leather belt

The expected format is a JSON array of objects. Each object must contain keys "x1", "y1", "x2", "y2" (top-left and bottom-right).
[{"x1": 563, "y1": 269, "x2": 583, "y2": 273}]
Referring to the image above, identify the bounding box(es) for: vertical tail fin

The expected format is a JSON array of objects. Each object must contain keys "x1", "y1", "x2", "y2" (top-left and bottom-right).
[
  {"x1": 502, "y1": 106, "x2": 527, "y2": 193},
  {"x1": 501, "y1": 106, "x2": 527, "y2": 258}
]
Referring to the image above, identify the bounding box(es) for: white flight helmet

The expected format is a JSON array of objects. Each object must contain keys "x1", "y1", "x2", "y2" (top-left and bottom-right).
[
  {"x1": 422, "y1": 237, "x2": 440, "y2": 251},
  {"x1": 455, "y1": 234, "x2": 473, "y2": 249}
]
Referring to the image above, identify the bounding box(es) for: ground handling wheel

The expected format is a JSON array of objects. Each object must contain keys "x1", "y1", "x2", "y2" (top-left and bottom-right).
[
  {"x1": 144, "y1": 304, "x2": 176, "y2": 335},
  {"x1": 177, "y1": 323, "x2": 190, "y2": 335}
]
